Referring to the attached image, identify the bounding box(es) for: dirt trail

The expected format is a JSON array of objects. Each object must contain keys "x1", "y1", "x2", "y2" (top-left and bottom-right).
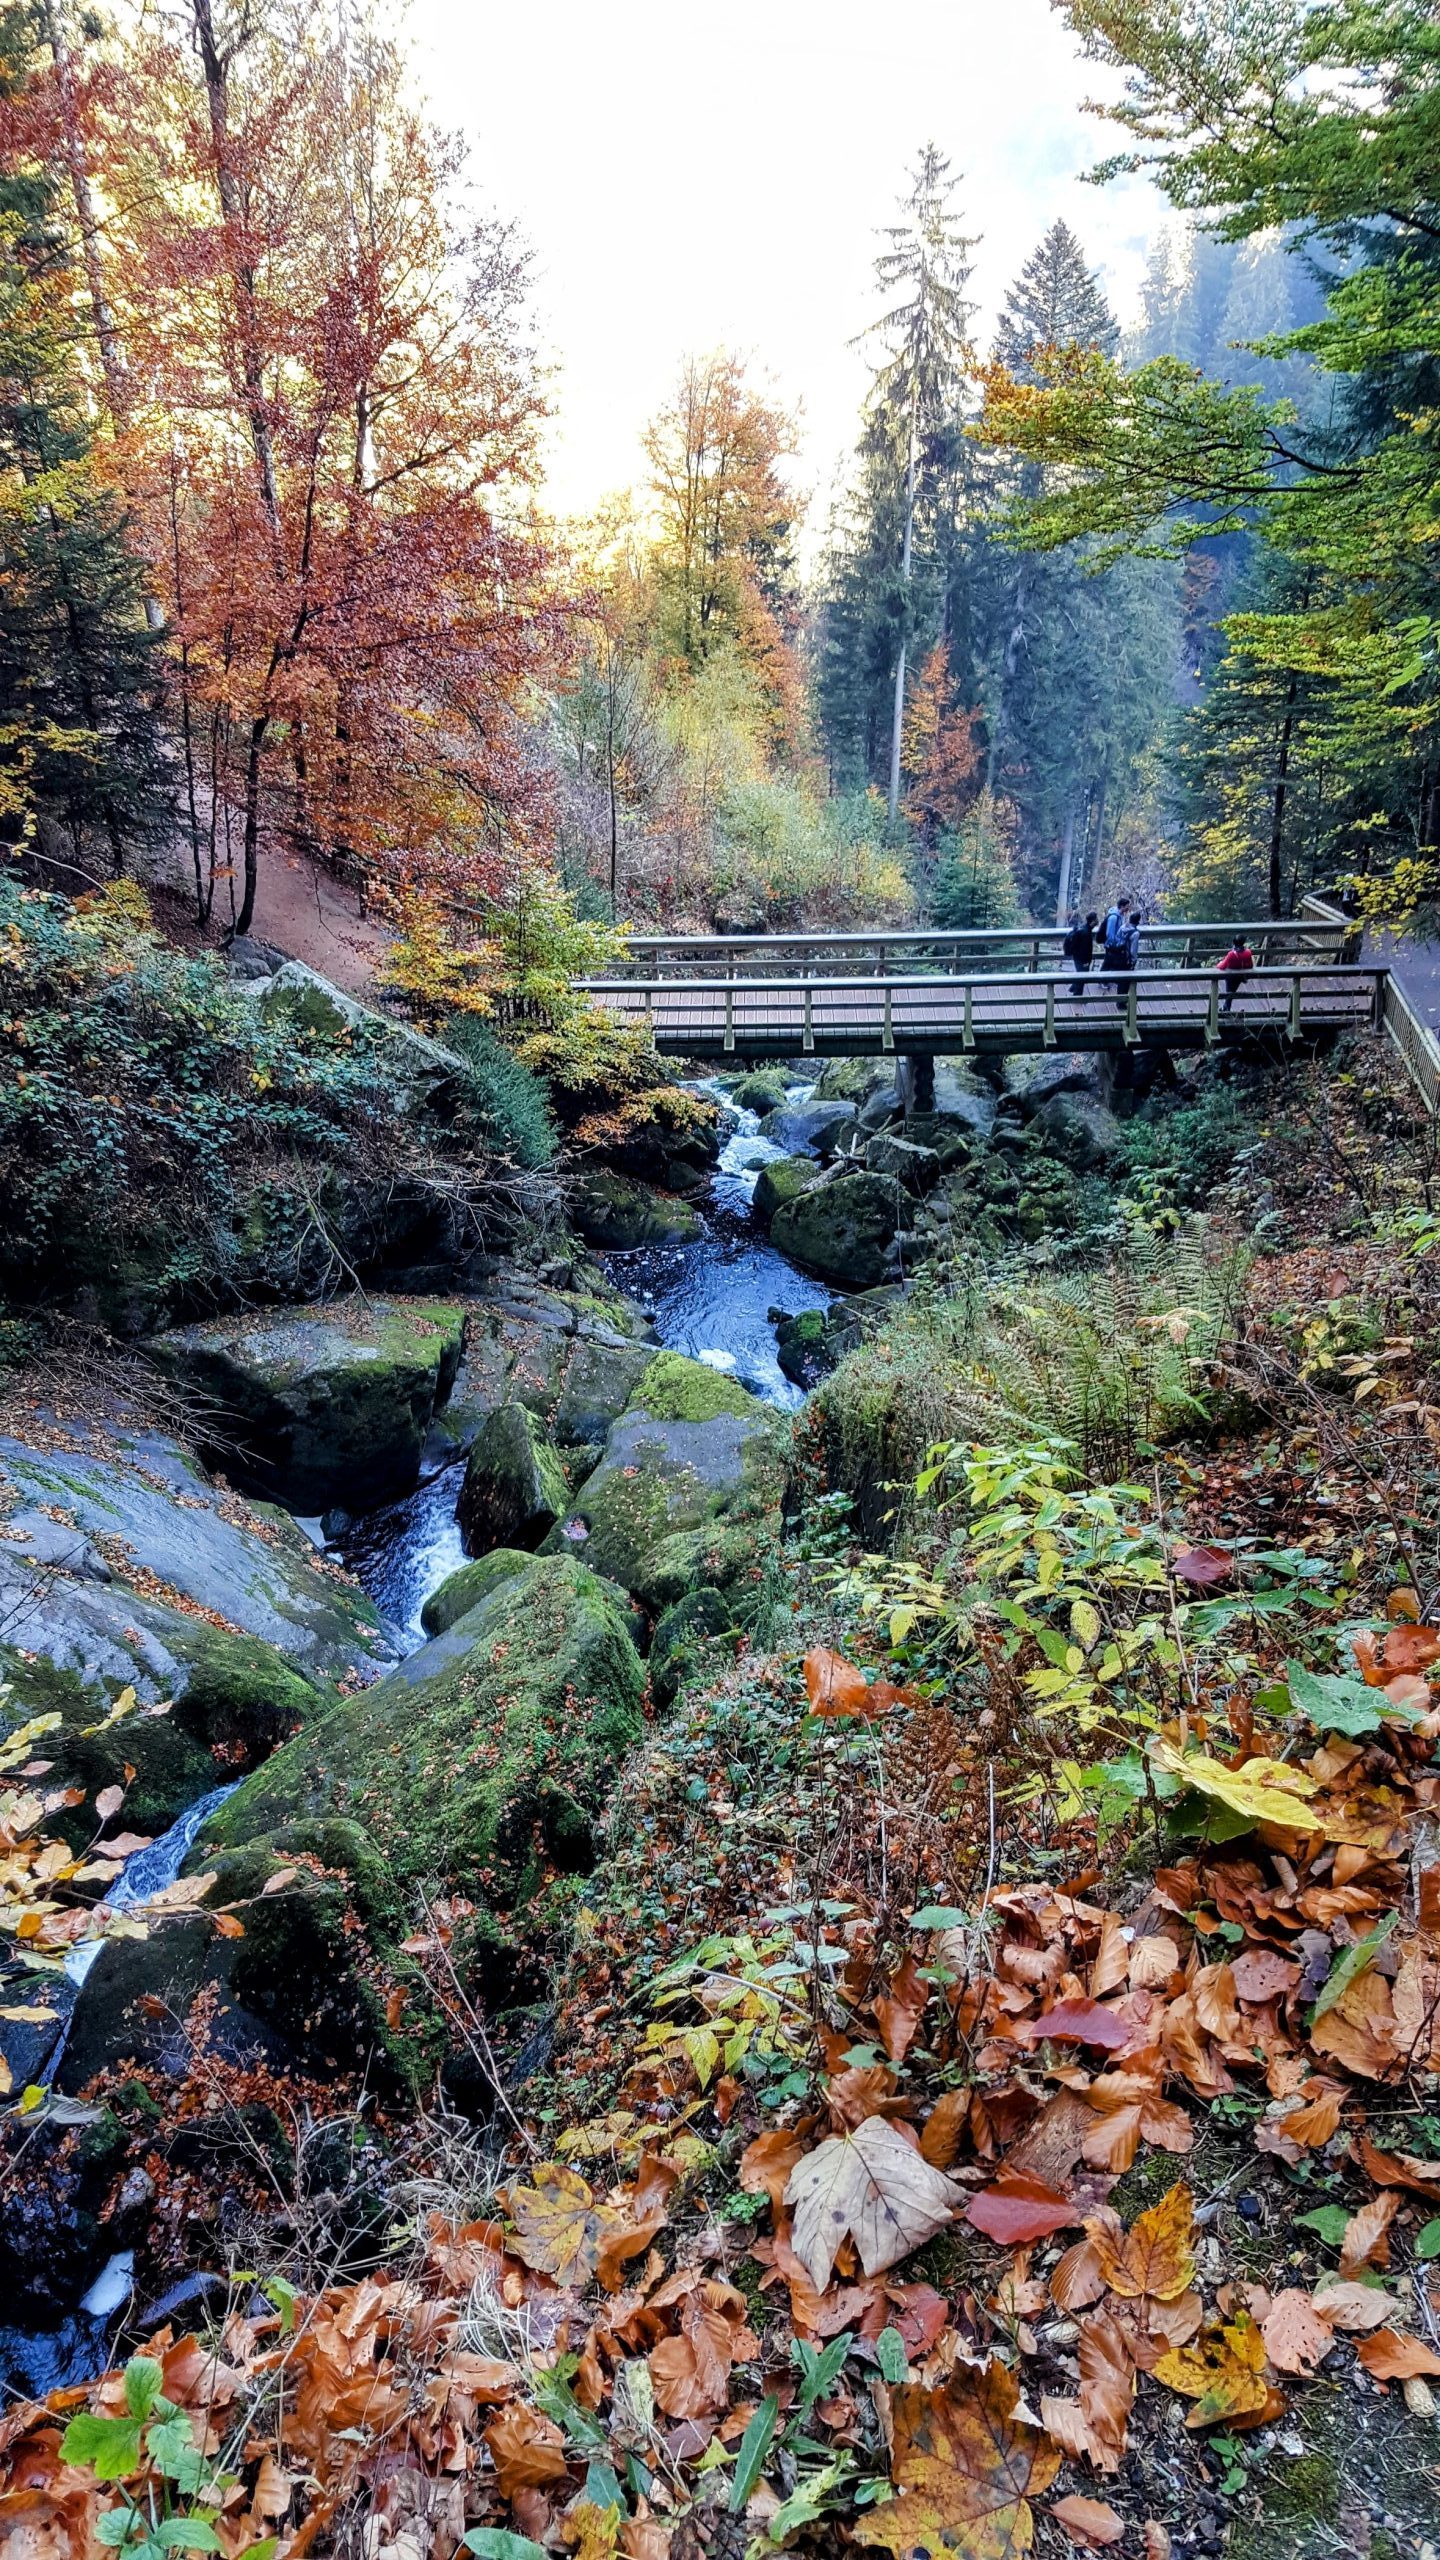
[{"x1": 241, "y1": 852, "x2": 391, "y2": 996}]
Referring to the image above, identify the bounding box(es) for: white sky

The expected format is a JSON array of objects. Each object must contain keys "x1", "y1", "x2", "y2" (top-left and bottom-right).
[{"x1": 407, "y1": 0, "x2": 1163, "y2": 542}]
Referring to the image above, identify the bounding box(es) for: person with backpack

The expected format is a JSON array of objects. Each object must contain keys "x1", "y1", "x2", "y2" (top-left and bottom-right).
[
  {"x1": 1100, "y1": 896, "x2": 1133, "y2": 977},
  {"x1": 1217, "y1": 933, "x2": 1255, "y2": 1014},
  {"x1": 1062, "y1": 908, "x2": 1096, "y2": 997}
]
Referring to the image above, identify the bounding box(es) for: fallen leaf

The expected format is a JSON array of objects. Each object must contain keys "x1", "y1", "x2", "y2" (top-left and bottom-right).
[
  {"x1": 1052, "y1": 2496, "x2": 1124, "y2": 2549},
  {"x1": 853, "y1": 2355, "x2": 1060, "y2": 2557},
  {"x1": 965, "y1": 2171, "x2": 1079, "y2": 2247},
  {"x1": 739, "y1": 2125, "x2": 809, "y2": 2217},
  {"x1": 1087, "y1": 2185, "x2": 1196, "y2": 2304},
  {"x1": 920, "y1": 2090, "x2": 971, "y2": 2169},
  {"x1": 483, "y1": 2402, "x2": 570, "y2": 2500},
  {"x1": 1353, "y1": 2134, "x2": 1440, "y2": 2196},
  {"x1": 94, "y1": 1783, "x2": 124, "y2": 1822},
  {"x1": 1151, "y1": 1742, "x2": 1322, "y2": 1834},
  {"x1": 1154, "y1": 2311, "x2": 1273, "y2": 2428},
  {"x1": 1049, "y1": 2238, "x2": 1107, "y2": 2314},
  {"x1": 211, "y1": 1912, "x2": 246, "y2": 1940},
  {"x1": 804, "y1": 1648, "x2": 882, "y2": 1718},
  {"x1": 1231, "y1": 1949, "x2": 1299, "y2": 2004},
  {"x1": 1023, "y1": 1999, "x2": 1133, "y2": 2053},
  {"x1": 1311, "y1": 2281, "x2": 1405, "y2": 2332},
  {"x1": 1260, "y1": 2290, "x2": 1336, "y2": 2377},
  {"x1": 1339, "y1": 2190, "x2": 1398, "y2": 2276},
  {"x1": 1040, "y1": 2314, "x2": 1134, "y2": 2475},
  {"x1": 1143, "y1": 2528, "x2": 1173, "y2": 2560},
  {"x1": 1356, "y1": 2328, "x2": 1440, "y2": 2383},
  {"x1": 785, "y1": 2117, "x2": 961, "y2": 2292},
  {"x1": 875, "y1": 1951, "x2": 930, "y2": 2064},
  {"x1": 1172, "y1": 1546, "x2": 1233, "y2": 1589}
]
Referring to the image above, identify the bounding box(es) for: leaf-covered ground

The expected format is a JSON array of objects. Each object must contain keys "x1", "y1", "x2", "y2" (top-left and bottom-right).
[{"x1": 7, "y1": 1041, "x2": 1440, "y2": 2560}]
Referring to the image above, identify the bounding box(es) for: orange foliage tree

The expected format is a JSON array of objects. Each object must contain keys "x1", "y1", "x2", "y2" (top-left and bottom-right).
[
  {"x1": 901, "y1": 640, "x2": 981, "y2": 841},
  {"x1": 52, "y1": 0, "x2": 567, "y2": 932}
]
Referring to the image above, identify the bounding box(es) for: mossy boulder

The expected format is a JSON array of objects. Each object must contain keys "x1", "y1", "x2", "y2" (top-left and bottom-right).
[
  {"x1": 1, "y1": 1624, "x2": 327, "y2": 1849},
  {"x1": 627, "y1": 1519, "x2": 769, "y2": 1615},
  {"x1": 811, "y1": 1058, "x2": 900, "y2": 1105},
  {"x1": 729, "y1": 1069, "x2": 791, "y2": 1113},
  {"x1": 629, "y1": 1351, "x2": 759, "y2": 1424},
  {"x1": 148, "y1": 1297, "x2": 466, "y2": 1511},
  {"x1": 863, "y1": 1132, "x2": 940, "y2": 1192},
  {"x1": 773, "y1": 1293, "x2": 895, "y2": 1390},
  {"x1": 420, "y1": 1547, "x2": 533, "y2": 1636},
  {"x1": 58, "y1": 1819, "x2": 405, "y2": 2094},
  {"x1": 753, "y1": 1155, "x2": 825, "y2": 1226},
  {"x1": 457, "y1": 1403, "x2": 569, "y2": 1554},
  {"x1": 252, "y1": 962, "x2": 470, "y2": 1119},
  {"x1": 771, "y1": 1170, "x2": 900, "y2": 1289},
  {"x1": 208, "y1": 1555, "x2": 646, "y2": 1919},
  {"x1": 1032, "y1": 1090, "x2": 1123, "y2": 1170},
  {"x1": 559, "y1": 1361, "x2": 782, "y2": 1594},
  {"x1": 569, "y1": 1172, "x2": 701, "y2": 1250}
]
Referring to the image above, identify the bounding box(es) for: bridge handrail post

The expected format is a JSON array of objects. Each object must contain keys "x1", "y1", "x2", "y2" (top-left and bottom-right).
[
  {"x1": 883, "y1": 984, "x2": 894, "y2": 1052},
  {"x1": 1207, "y1": 973, "x2": 1219, "y2": 1044},
  {"x1": 724, "y1": 985, "x2": 735, "y2": 1053},
  {"x1": 1125, "y1": 974, "x2": 1139, "y2": 1044},
  {"x1": 1290, "y1": 971, "x2": 1302, "y2": 1038},
  {"x1": 803, "y1": 984, "x2": 814, "y2": 1053},
  {"x1": 963, "y1": 982, "x2": 974, "y2": 1050},
  {"x1": 1044, "y1": 979, "x2": 1056, "y2": 1046}
]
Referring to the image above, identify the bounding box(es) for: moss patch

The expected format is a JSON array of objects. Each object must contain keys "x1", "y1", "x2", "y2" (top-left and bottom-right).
[
  {"x1": 420, "y1": 1547, "x2": 534, "y2": 1635},
  {"x1": 628, "y1": 1351, "x2": 760, "y2": 1424}
]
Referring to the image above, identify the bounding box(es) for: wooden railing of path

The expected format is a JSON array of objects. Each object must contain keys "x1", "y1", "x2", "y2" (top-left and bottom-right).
[
  {"x1": 600, "y1": 917, "x2": 1360, "y2": 980},
  {"x1": 573, "y1": 962, "x2": 1387, "y2": 1062}
]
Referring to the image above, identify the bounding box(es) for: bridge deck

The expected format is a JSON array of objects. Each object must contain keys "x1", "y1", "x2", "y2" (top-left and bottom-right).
[{"x1": 574, "y1": 965, "x2": 1384, "y2": 1060}]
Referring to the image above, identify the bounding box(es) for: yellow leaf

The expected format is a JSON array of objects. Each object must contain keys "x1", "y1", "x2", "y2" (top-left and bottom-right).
[
  {"x1": 1151, "y1": 1742, "x2": 1322, "y2": 1832},
  {"x1": 1154, "y1": 2312, "x2": 1271, "y2": 2428}
]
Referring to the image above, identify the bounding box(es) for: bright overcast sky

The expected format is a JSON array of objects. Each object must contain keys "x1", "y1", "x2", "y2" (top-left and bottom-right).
[{"x1": 407, "y1": 0, "x2": 1164, "y2": 540}]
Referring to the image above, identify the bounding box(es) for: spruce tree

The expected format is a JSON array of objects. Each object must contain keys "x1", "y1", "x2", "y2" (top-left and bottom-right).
[
  {"x1": 993, "y1": 219, "x2": 1117, "y2": 380},
  {"x1": 0, "y1": 2, "x2": 165, "y2": 872}
]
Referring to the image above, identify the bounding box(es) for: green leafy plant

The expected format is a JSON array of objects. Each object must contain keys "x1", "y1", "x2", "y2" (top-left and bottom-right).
[{"x1": 58, "y1": 2357, "x2": 267, "y2": 2559}]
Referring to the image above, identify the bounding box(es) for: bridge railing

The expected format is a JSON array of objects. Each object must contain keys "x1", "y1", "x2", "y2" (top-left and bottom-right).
[
  {"x1": 602, "y1": 920, "x2": 1357, "y2": 979},
  {"x1": 575, "y1": 964, "x2": 1385, "y2": 1057}
]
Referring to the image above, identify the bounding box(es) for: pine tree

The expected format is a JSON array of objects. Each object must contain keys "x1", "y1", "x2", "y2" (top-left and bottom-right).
[
  {"x1": 0, "y1": 3, "x2": 164, "y2": 871},
  {"x1": 858, "y1": 145, "x2": 976, "y2": 821},
  {"x1": 993, "y1": 220, "x2": 1117, "y2": 380}
]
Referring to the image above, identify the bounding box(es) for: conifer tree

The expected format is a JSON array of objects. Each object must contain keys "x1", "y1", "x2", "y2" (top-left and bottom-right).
[{"x1": 0, "y1": 2, "x2": 164, "y2": 870}]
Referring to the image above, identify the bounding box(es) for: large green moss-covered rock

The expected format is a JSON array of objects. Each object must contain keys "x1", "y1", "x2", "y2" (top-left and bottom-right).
[
  {"x1": 457, "y1": 1404, "x2": 569, "y2": 1554},
  {"x1": 207, "y1": 1554, "x2": 646, "y2": 1909},
  {"x1": 752, "y1": 1155, "x2": 825, "y2": 1226},
  {"x1": 420, "y1": 1547, "x2": 533, "y2": 1635},
  {"x1": 559, "y1": 1357, "x2": 782, "y2": 1594},
  {"x1": 432, "y1": 1278, "x2": 655, "y2": 1460},
  {"x1": 1, "y1": 1625, "x2": 327, "y2": 1851},
  {"x1": 771, "y1": 1170, "x2": 899, "y2": 1289},
  {"x1": 148, "y1": 1297, "x2": 466, "y2": 1511},
  {"x1": 252, "y1": 961, "x2": 470, "y2": 1119}
]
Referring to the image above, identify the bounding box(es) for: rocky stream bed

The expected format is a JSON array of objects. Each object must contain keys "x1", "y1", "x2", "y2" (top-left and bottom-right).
[{"x1": 0, "y1": 1030, "x2": 1129, "y2": 2399}]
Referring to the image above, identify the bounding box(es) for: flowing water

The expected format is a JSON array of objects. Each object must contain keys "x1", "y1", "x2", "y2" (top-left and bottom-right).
[{"x1": 598, "y1": 1084, "x2": 833, "y2": 1408}]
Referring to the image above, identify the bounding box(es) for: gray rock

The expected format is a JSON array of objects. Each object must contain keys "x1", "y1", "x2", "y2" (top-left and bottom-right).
[
  {"x1": 252, "y1": 961, "x2": 469, "y2": 1117},
  {"x1": 420, "y1": 1546, "x2": 534, "y2": 1636},
  {"x1": 1004, "y1": 1053, "x2": 1102, "y2": 1111},
  {"x1": 810, "y1": 1057, "x2": 903, "y2": 1106},
  {"x1": 929, "y1": 1063, "x2": 1000, "y2": 1137},
  {"x1": 770, "y1": 1170, "x2": 900, "y2": 1289},
  {"x1": 1032, "y1": 1090, "x2": 1123, "y2": 1170},
  {"x1": 857, "y1": 1086, "x2": 904, "y2": 1132},
  {"x1": 569, "y1": 1171, "x2": 701, "y2": 1250},
  {"x1": 148, "y1": 1297, "x2": 466, "y2": 1513},
  {"x1": 458, "y1": 1403, "x2": 569, "y2": 1554},
  {"x1": 759, "y1": 1099, "x2": 858, "y2": 1160},
  {"x1": 863, "y1": 1133, "x2": 941, "y2": 1193},
  {"x1": 650, "y1": 1586, "x2": 735, "y2": 1708}
]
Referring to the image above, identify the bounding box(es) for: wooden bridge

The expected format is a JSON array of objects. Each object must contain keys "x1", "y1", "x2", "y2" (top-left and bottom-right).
[{"x1": 573, "y1": 921, "x2": 1382, "y2": 1063}]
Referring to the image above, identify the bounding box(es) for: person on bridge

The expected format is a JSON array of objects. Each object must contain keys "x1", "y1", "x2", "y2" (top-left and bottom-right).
[
  {"x1": 1218, "y1": 934, "x2": 1255, "y2": 1013},
  {"x1": 1109, "y1": 905, "x2": 1143, "y2": 1006},
  {"x1": 1100, "y1": 896, "x2": 1133, "y2": 979},
  {"x1": 1063, "y1": 908, "x2": 1096, "y2": 995}
]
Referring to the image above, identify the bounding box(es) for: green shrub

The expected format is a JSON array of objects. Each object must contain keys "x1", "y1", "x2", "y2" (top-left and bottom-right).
[{"x1": 442, "y1": 1016, "x2": 557, "y2": 1168}]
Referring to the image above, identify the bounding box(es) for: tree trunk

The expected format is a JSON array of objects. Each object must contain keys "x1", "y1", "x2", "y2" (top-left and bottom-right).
[
  {"x1": 42, "y1": 0, "x2": 126, "y2": 420},
  {"x1": 1268, "y1": 680, "x2": 1298, "y2": 920},
  {"x1": 235, "y1": 713, "x2": 269, "y2": 938},
  {"x1": 887, "y1": 392, "x2": 918, "y2": 827},
  {"x1": 1055, "y1": 802, "x2": 1077, "y2": 926},
  {"x1": 190, "y1": 0, "x2": 282, "y2": 544}
]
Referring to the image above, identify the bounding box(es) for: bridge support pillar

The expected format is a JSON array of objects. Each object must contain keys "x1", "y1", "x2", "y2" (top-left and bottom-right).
[{"x1": 897, "y1": 1054, "x2": 935, "y2": 1116}]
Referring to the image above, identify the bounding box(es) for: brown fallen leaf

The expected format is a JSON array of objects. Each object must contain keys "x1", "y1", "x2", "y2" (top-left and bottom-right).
[
  {"x1": 965, "y1": 2170, "x2": 1080, "y2": 2247},
  {"x1": 920, "y1": 2089, "x2": 971, "y2": 2169},
  {"x1": 853, "y1": 2355, "x2": 1061, "y2": 2557},
  {"x1": 1355, "y1": 2327, "x2": 1440, "y2": 2383},
  {"x1": 739, "y1": 2125, "x2": 809, "y2": 2217},
  {"x1": 1353, "y1": 2134, "x2": 1440, "y2": 2196},
  {"x1": 1050, "y1": 2237, "x2": 1107, "y2": 2314},
  {"x1": 483, "y1": 2401, "x2": 570, "y2": 2500},
  {"x1": 1339, "y1": 2189, "x2": 1399, "y2": 2275},
  {"x1": 1260, "y1": 2289, "x2": 1336, "y2": 2377},
  {"x1": 875, "y1": 1951, "x2": 929, "y2": 2064},
  {"x1": 785, "y1": 2117, "x2": 961, "y2": 2292},
  {"x1": 1052, "y1": 2496, "x2": 1125, "y2": 2549},
  {"x1": 1087, "y1": 2184, "x2": 1196, "y2": 2304},
  {"x1": 1040, "y1": 2313, "x2": 1134, "y2": 2475},
  {"x1": 1311, "y1": 2280, "x2": 1405, "y2": 2332},
  {"x1": 1143, "y1": 2529, "x2": 1173, "y2": 2560}
]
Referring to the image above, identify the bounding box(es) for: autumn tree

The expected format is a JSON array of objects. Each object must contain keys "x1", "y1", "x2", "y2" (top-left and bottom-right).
[
  {"x1": 901, "y1": 640, "x2": 981, "y2": 841},
  {"x1": 644, "y1": 351, "x2": 804, "y2": 751}
]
